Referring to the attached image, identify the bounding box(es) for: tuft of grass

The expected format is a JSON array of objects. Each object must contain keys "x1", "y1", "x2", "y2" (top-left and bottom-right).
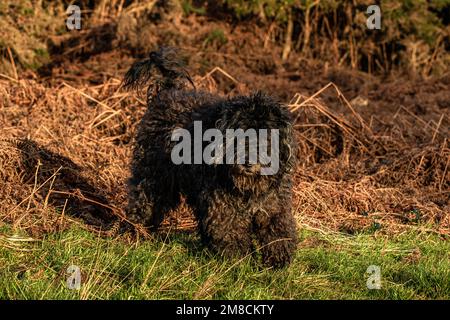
[
  {"x1": 0, "y1": 225, "x2": 448, "y2": 300},
  {"x1": 182, "y1": 1, "x2": 206, "y2": 16},
  {"x1": 203, "y1": 29, "x2": 228, "y2": 48},
  {"x1": 0, "y1": 0, "x2": 64, "y2": 74}
]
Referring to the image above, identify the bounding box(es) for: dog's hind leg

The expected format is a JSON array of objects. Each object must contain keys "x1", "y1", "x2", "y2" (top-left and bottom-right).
[
  {"x1": 127, "y1": 179, "x2": 156, "y2": 227},
  {"x1": 253, "y1": 197, "x2": 298, "y2": 268},
  {"x1": 127, "y1": 177, "x2": 180, "y2": 230}
]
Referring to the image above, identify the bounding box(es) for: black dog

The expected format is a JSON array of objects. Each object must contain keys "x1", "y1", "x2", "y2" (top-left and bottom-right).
[{"x1": 124, "y1": 47, "x2": 298, "y2": 267}]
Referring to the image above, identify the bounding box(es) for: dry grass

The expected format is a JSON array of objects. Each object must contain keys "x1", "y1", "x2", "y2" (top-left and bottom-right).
[
  {"x1": 287, "y1": 82, "x2": 449, "y2": 236},
  {"x1": 0, "y1": 66, "x2": 448, "y2": 239}
]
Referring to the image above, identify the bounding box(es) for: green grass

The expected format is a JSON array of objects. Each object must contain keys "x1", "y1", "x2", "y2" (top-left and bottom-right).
[{"x1": 0, "y1": 225, "x2": 448, "y2": 300}]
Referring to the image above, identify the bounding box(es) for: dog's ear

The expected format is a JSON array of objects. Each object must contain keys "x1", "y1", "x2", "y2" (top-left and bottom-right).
[{"x1": 122, "y1": 59, "x2": 154, "y2": 90}]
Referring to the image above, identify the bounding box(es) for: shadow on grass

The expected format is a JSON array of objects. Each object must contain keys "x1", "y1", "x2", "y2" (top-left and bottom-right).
[{"x1": 14, "y1": 139, "x2": 117, "y2": 229}]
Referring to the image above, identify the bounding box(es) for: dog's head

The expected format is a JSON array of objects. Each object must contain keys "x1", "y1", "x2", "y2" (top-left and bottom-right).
[{"x1": 214, "y1": 92, "x2": 295, "y2": 194}]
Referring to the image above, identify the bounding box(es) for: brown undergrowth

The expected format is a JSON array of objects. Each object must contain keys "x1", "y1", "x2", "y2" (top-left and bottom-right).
[{"x1": 0, "y1": 64, "x2": 448, "y2": 238}]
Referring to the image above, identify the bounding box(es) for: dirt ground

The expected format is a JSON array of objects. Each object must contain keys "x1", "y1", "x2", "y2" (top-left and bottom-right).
[{"x1": 0, "y1": 16, "x2": 449, "y2": 239}]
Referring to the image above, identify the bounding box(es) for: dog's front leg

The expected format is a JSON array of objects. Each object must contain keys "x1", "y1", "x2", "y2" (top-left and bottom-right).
[
  {"x1": 253, "y1": 197, "x2": 298, "y2": 268},
  {"x1": 198, "y1": 191, "x2": 254, "y2": 259}
]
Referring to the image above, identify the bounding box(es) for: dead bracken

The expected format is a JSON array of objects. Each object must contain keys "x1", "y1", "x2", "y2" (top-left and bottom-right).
[
  {"x1": 0, "y1": 2, "x2": 448, "y2": 239},
  {"x1": 0, "y1": 68, "x2": 448, "y2": 238}
]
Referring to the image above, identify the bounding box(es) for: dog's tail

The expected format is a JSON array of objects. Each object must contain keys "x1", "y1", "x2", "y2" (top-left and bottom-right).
[{"x1": 123, "y1": 46, "x2": 195, "y2": 91}]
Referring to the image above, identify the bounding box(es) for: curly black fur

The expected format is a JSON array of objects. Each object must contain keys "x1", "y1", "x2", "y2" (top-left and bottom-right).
[{"x1": 124, "y1": 47, "x2": 298, "y2": 268}]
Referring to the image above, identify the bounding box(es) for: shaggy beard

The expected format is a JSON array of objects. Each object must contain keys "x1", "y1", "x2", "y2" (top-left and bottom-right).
[{"x1": 231, "y1": 170, "x2": 274, "y2": 195}]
